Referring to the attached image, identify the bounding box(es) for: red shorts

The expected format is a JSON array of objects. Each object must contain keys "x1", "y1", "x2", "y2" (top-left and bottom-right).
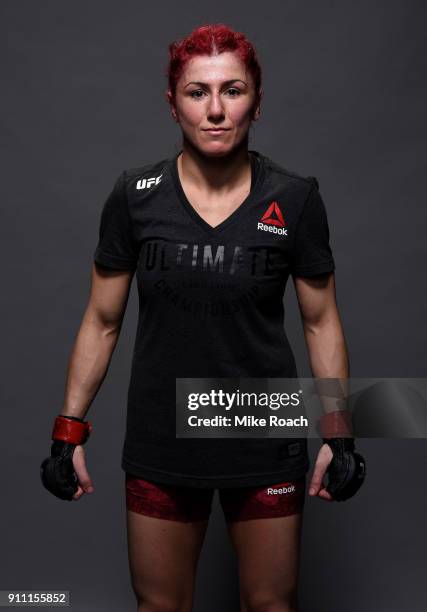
[{"x1": 126, "y1": 473, "x2": 306, "y2": 523}]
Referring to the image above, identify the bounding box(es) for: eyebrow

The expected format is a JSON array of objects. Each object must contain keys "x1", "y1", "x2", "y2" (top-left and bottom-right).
[{"x1": 184, "y1": 79, "x2": 247, "y2": 88}]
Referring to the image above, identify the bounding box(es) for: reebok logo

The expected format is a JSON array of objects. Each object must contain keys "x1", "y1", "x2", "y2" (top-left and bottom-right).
[
  {"x1": 267, "y1": 484, "x2": 296, "y2": 495},
  {"x1": 257, "y1": 201, "x2": 288, "y2": 236},
  {"x1": 136, "y1": 173, "x2": 163, "y2": 190}
]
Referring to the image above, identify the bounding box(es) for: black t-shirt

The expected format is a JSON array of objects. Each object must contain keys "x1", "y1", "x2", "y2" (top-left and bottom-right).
[{"x1": 93, "y1": 150, "x2": 335, "y2": 487}]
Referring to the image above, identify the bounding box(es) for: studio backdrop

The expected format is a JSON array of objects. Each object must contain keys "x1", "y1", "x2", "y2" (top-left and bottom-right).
[{"x1": 1, "y1": 1, "x2": 426, "y2": 611}]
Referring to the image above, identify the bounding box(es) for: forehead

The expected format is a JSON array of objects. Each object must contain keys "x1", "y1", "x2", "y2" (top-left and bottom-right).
[{"x1": 179, "y1": 51, "x2": 250, "y2": 85}]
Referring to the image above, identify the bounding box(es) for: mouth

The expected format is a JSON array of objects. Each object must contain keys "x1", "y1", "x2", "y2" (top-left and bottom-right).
[{"x1": 203, "y1": 128, "x2": 230, "y2": 135}]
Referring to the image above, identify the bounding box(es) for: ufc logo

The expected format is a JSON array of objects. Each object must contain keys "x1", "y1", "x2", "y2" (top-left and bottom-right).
[{"x1": 136, "y1": 174, "x2": 163, "y2": 190}]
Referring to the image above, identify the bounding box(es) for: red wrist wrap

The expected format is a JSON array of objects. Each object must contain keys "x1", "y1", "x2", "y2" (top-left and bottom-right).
[
  {"x1": 52, "y1": 415, "x2": 93, "y2": 445},
  {"x1": 318, "y1": 410, "x2": 353, "y2": 438}
]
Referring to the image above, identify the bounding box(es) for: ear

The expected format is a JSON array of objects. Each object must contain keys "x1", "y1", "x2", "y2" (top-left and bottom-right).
[
  {"x1": 252, "y1": 88, "x2": 263, "y2": 122},
  {"x1": 166, "y1": 89, "x2": 179, "y2": 123}
]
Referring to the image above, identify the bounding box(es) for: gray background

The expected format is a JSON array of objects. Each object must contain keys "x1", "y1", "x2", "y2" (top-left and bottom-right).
[{"x1": 1, "y1": 0, "x2": 426, "y2": 610}]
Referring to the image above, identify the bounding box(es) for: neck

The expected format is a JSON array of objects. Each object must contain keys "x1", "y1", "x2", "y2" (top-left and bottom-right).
[{"x1": 178, "y1": 137, "x2": 252, "y2": 194}]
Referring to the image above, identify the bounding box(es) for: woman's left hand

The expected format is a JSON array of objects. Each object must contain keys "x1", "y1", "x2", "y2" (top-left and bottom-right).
[{"x1": 308, "y1": 443, "x2": 335, "y2": 501}]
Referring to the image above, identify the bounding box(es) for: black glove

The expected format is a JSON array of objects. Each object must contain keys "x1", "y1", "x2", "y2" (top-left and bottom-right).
[
  {"x1": 40, "y1": 414, "x2": 92, "y2": 501},
  {"x1": 323, "y1": 438, "x2": 366, "y2": 501},
  {"x1": 40, "y1": 440, "x2": 79, "y2": 501}
]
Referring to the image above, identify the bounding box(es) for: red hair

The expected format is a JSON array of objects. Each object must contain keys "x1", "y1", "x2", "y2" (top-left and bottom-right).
[{"x1": 166, "y1": 24, "x2": 262, "y2": 106}]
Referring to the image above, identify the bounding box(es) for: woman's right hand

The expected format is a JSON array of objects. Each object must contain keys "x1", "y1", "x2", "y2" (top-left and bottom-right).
[
  {"x1": 40, "y1": 439, "x2": 94, "y2": 501},
  {"x1": 71, "y1": 444, "x2": 94, "y2": 500}
]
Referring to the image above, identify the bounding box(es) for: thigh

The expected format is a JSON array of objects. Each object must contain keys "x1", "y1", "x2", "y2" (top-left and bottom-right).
[
  {"x1": 125, "y1": 475, "x2": 212, "y2": 610},
  {"x1": 220, "y1": 478, "x2": 306, "y2": 610},
  {"x1": 226, "y1": 513, "x2": 304, "y2": 611}
]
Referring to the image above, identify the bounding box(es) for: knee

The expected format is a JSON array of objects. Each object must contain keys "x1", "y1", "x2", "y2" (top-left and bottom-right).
[
  {"x1": 136, "y1": 596, "x2": 191, "y2": 612},
  {"x1": 242, "y1": 593, "x2": 298, "y2": 612},
  {"x1": 243, "y1": 604, "x2": 297, "y2": 612},
  {"x1": 132, "y1": 576, "x2": 192, "y2": 612}
]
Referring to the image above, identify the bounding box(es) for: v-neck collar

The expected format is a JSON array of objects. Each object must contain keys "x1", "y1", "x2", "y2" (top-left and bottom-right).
[{"x1": 168, "y1": 149, "x2": 266, "y2": 236}]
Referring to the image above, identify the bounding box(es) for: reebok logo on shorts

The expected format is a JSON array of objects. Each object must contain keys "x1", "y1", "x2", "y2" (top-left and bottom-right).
[
  {"x1": 267, "y1": 484, "x2": 296, "y2": 495},
  {"x1": 257, "y1": 201, "x2": 288, "y2": 236}
]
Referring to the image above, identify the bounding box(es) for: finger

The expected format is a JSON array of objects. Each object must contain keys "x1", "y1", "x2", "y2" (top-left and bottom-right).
[
  {"x1": 309, "y1": 462, "x2": 328, "y2": 496},
  {"x1": 317, "y1": 487, "x2": 334, "y2": 502},
  {"x1": 72, "y1": 446, "x2": 94, "y2": 493},
  {"x1": 309, "y1": 444, "x2": 333, "y2": 496},
  {"x1": 72, "y1": 485, "x2": 85, "y2": 501}
]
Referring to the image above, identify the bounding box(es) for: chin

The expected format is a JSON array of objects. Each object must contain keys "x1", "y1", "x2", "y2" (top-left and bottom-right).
[{"x1": 196, "y1": 140, "x2": 237, "y2": 158}]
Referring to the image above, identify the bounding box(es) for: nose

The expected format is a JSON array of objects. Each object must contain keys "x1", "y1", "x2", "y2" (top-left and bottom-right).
[{"x1": 207, "y1": 92, "x2": 225, "y2": 121}]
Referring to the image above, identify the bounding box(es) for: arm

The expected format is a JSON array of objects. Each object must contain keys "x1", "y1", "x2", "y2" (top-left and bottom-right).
[
  {"x1": 41, "y1": 169, "x2": 139, "y2": 502},
  {"x1": 46, "y1": 263, "x2": 134, "y2": 501},
  {"x1": 293, "y1": 272, "x2": 349, "y2": 380},
  {"x1": 293, "y1": 271, "x2": 350, "y2": 501},
  {"x1": 61, "y1": 262, "x2": 135, "y2": 420}
]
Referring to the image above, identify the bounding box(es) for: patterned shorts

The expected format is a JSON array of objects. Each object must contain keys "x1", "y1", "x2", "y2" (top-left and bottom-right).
[{"x1": 126, "y1": 474, "x2": 306, "y2": 523}]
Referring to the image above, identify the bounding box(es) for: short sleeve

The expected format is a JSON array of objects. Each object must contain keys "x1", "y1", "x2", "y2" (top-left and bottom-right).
[
  {"x1": 93, "y1": 171, "x2": 139, "y2": 270},
  {"x1": 290, "y1": 178, "x2": 336, "y2": 277}
]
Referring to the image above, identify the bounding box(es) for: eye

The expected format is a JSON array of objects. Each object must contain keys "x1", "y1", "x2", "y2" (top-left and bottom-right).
[
  {"x1": 190, "y1": 90, "x2": 205, "y2": 99},
  {"x1": 226, "y1": 88, "x2": 241, "y2": 96}
]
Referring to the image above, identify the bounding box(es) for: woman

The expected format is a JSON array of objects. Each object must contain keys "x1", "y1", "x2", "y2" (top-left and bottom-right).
[{"x1": 41, "y1": 24, "x2": 365, "y2": 612}]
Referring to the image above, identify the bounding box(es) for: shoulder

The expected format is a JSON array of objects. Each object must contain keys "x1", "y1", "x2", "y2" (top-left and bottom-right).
[
  {"x1": 259, "y1": 151, "x2": 319, "y2": 193},
  {"x1": 114, "y1": 156, "x2": 173, "y2": 210},
  {"x1": 123, "y1": 156, "x2": 171, "y2": 189}
]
